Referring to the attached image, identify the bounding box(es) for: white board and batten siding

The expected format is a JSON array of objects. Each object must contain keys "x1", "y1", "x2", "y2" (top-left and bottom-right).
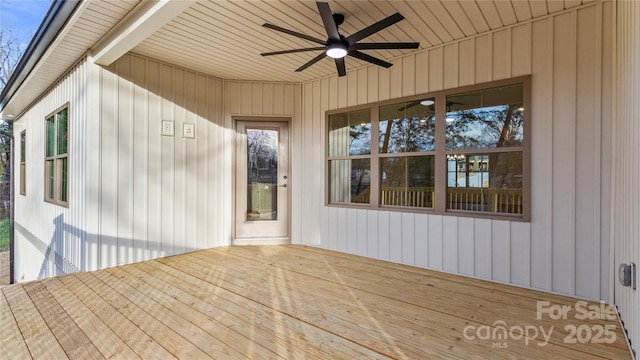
[
  {"x1": 88, "y1": 55, "x2": 300, "y2": 270},
  {"x1": 14, "y1": 53, "x2": 300, "y2": 278},
  {"x1": 13, "y1": 58, "x2": 89, "y2": 280},
  {"x1": 299, "y1": 2, "x2": 614, "y2": 302},
  {"x1": 613, "y1": 0, "x2": 640, "y2": 353}
]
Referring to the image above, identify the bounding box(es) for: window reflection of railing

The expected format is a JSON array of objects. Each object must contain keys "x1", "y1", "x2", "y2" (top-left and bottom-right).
[
  {"x1": 448, "y1": 188, "x2": 522, "y2": 214},
  {"x1": 346, "y1": 187, "x2": 522, "y2": 215},
  {"x1": 380, "y1": 187, "x2": 435, "y2": 208},
  {"x1": 351, "y1": 188, "x2": 370, "y2": 204}
]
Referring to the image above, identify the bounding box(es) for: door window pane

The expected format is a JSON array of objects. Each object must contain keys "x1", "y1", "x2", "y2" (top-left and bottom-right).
[
  {"x1": 328, "y1": 109, "x2": 371, "y2": 156},
  {"x1": 446, "y1": 84, "x2": 523, "y2": 150},
  {"x1": 380, "y1": 98, "x2": 435, "y2": 153},
  {"x1": 328, "y1": 159, "x2": 370, "y2": 204},
  {"x1": 246, "y1": 129, "x2": 278, "y2": 221},
  {"x1": 380, "y1": 155, "x2": 435, "y2": 208}
]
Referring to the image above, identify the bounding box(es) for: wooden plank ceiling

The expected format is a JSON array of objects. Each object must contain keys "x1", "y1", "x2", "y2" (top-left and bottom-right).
[{"x1": 132, "y1": 0, "x2": 596, "y2": 82}]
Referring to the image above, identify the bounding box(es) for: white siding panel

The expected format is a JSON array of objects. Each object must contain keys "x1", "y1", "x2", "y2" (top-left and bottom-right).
[
  {"x1": 427, "y1": 215, "x2": 443, "y2": 270},
  {"x1": 443, "y1": 44, "x2": 459, "y2": 89},
  {"x1": 492, "y1": 29, "x2": 511, "y2": 80},
  {"x1": 529, "y1": 18, "x2": 552, "y2": 292},
  {"x1": 510, "y1": 221, "x2": 531, "y2": 287},
  {"x1": 457, "y1": 217, "x2": 475, "y2": 276},
  {"x1": 511, "y1": 24, "x2": 532, "y2": 77},
  {"x1": 366, "y1": 210, "x2": 378, "y2": 259},
  {"x1": 491, "y1": 220, "x2": 510, "y2": 283},
  {"x1": 458, "y1": 39, "x2": 475, "y2": 87},
  {"x1": 428, "y1": 48, "x2": 443, "y2": 92},
  {"x1": 347, "y1": 208, "x2": 358, "y2": 254},
  {"x1": 551, "y1": 12, "x2": 576, "y2": 295},
  {"x1": 442, "y1": 216, "x2": 458, "y2": 273},
  {"x1": 574, "y1": 5, "x2": 600, "y2": 300},
  {"x1": 389, "y1": 211, "x2": 402, "y2": 263},
  {"x1": 401, "y1": 212, "x2": 415, "y2": 265},
  {"x1": 356, "y1": 209, "x2": 368, "y2": 256},
  {"x1": 474, "y1": 219, "x2": 492, "y2": 279},
  {"x1": 377, "y1": 210, "x2": 390, "y2": 261},
  {"x1": 414, "y1": 213, "x2": 428, "y2": 268}
]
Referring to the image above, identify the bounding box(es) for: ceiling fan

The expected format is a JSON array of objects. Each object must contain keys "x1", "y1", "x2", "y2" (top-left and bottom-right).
[{"x1": 260, "y1": 2, "x2": 419, "y2": 77}]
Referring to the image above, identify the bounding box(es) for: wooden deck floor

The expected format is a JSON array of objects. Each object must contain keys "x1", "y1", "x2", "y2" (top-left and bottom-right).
[{"x1": 0, "y1": 245, "x2": 632, "y2": 359}]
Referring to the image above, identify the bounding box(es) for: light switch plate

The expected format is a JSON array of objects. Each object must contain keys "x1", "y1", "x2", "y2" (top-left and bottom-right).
[
  {"x1": 183, "y1": 123, "x2": 195, "y2": 139},
  {"x1": 161, "y1": 120, "x2": 174, "y2": 136}
]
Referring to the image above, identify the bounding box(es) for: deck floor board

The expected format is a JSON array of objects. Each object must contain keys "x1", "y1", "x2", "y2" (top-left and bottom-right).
[{"x1": 0, "y1": 245, "x2": 632, "y2": 359}]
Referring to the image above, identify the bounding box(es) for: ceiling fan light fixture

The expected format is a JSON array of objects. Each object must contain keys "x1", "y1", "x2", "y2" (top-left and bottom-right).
[
  {"x1": 420, "y1": 99, "x2": 435, "y2": 106},
  {"x1": 326, "y1": 43, "x2": 348, "y2": 58}
]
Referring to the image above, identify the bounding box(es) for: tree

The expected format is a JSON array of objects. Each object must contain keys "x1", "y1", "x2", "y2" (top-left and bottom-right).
[
  {"x1": 1, "y1": 29, "x2": 25, "y2": 88},
  {"x1": 0, "y1": 29, "x2": 27, "y2": 217}
]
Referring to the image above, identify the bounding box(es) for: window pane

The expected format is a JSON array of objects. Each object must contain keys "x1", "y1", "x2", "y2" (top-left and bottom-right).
[
  {"x1": 328, "y1": 109, "x2": 371, "y2": 156},
  {"x1": 45, "y1": 160, "x2": 54, "y2": 200},
  {"x1": 447, "y1": 152, "x2": 523, "y2": 214},
  {"x1": 246, "y1": 129, "x2": 278, "y2": 221},
  {"x1": 380, "y1": 155, "x2": 435, "y2": 208},
  {"x1": 446, "y1": 84, "x2": 523, "y2": 150},
  {"x1": 57, "y1": 108, "x2": 68, "y2": 155},
  {"x1": 20, "y1": 132, "x2": 25, "y2": 162},
  {"x1": 328, "y1": 159, "x2": 370, "y2": 204},
  {"x1": 380, "y1": 98, "x2": 435, "y2": 153},
  {"x1": 46, "y1": 116, "x2": 55, "y2": 157},
  {"x1": 60, "y1": 157, "x2": 68, "y2": 203}
]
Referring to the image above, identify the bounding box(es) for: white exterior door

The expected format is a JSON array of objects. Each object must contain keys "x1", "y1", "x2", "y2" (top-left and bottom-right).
[{"x1": 234, "y1": 120, "x2": 289, "y2": 244}]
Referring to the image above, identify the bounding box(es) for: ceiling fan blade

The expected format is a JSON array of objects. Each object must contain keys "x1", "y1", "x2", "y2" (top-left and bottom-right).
[
  {"x1": 346, "y1": 13, "x2": 405, "y2": 44},
  {"x1": 263, "y1": 23, "x2": 326, "y2": 45},
  {"x1": 335, "y1": 57, "x2": 346, "y2": 77},
  {"x1": 350, "y1": 50, "x2": 393, "y2": 68},
  {"x1": 352, "y1": 42, "x2": 419, "y2": 50},
  {"x1": 261, "y1": 47, "x2": 325, "y2": 56},
  {"x1": 317, "y1": 2, "x2": 340, "y2": 40},
  {"x1": 296, "y1": 52, "x2": 327, "y2": 72}
]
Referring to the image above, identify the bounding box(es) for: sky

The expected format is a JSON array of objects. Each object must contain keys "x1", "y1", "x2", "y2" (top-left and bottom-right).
[{"x1": 0, "y1": 0, "x2": 51, "y2": 41}]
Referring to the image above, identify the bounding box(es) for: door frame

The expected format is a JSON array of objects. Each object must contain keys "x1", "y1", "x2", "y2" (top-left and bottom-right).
[{"x1": 232, "y1": 116, "x2": 292, "y2": 245}]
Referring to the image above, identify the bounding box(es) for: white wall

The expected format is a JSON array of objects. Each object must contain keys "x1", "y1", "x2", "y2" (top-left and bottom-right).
[
  {"x1": 613, "y1": 0, "x2": 640, "y2": 354},
  {"x1": 298, "y1": 2, "x2": 614, "y2": 302},
  {"x1": 13, "y1": 58, "x2": 89, "y2": 280},
  {"x1": 14, "y1": 53, "x2": 300, "y2": 279}
]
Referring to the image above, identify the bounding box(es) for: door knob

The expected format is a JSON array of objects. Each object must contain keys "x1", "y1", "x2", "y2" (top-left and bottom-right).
[{"x1": 279, "y1": 184, "x2": 288, "y2": 188}]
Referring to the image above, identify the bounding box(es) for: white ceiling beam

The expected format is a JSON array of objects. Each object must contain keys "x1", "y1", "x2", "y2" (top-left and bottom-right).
[{"x1": 92, "y1": 0, "x2": 196, "y2": 66}]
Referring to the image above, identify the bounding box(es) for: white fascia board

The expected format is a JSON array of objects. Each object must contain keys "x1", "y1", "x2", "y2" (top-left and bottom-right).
[{"x1": 92, "y1": 0, "x2": 196, "y2": 66}]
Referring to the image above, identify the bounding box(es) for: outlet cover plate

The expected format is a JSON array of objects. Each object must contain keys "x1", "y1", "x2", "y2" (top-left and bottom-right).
[{"x1": 161, "y1": 120, "x2": 174, "y2": 136}]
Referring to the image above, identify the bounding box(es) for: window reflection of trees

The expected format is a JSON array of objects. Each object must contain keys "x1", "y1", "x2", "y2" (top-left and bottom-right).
[
  {"x1": 247, "y1": 129, "x2": 278, "y2": 184},
  {"x1": 446, "y1": 105, "x2": 523, "y2": 150}
]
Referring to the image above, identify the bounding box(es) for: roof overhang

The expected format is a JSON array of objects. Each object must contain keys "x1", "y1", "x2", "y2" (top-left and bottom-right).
[
  {"x1": 0, "y1": 0, "x2": 81, "y2": 120},
  {"x1": 92, "y1": 0, "x2": 196, "y2": 66}
]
